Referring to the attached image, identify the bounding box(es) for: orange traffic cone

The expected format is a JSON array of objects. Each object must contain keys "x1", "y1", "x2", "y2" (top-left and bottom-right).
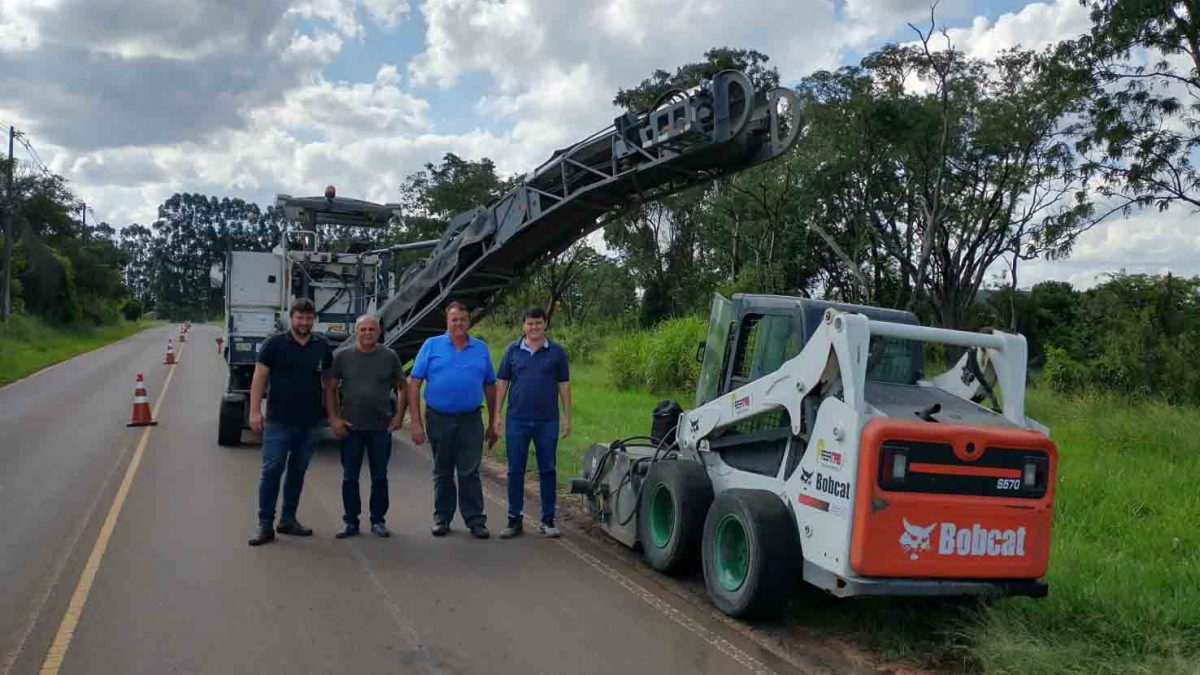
[
  {"x1": 163, "y1": 339, "x2": 177, "y2": 365},
  {"x1": 179, "y1": 331, "x2": 187, "y2": 343},
  {"x1": 127, "y1": 373, "x2": 157, "y2": 427}
]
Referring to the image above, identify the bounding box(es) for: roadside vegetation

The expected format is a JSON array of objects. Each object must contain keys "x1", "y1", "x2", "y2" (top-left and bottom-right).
[{"x1": 0, "y1": 314, "x2": 156, "y2": 385}]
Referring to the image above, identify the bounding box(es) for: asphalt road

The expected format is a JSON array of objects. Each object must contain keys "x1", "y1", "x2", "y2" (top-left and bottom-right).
[{"x1": 0, "y1": 324, "x2": 848, "y2": 675}]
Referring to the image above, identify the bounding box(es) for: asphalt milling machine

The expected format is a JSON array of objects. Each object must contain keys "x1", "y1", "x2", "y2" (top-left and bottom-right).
[
  {"x1": 214, "y1": 188, "x2": 423, "y2": 446},
  {"x1": 216, "y1": 68, "x2": 1058, "y2": 618}
]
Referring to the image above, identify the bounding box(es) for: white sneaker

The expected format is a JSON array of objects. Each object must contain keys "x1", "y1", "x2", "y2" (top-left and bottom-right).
[{"x1": 539, "y1": 520, "x2": 561, "y2": 538}]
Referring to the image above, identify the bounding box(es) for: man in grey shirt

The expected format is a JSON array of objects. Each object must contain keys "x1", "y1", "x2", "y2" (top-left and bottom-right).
[{"x1": 324, "y1": 315, "x2": 406, "y2": 538}]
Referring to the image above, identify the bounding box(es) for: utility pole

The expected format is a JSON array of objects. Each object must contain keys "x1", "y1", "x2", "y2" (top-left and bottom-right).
[{"x1": 3, "y1": 126, "x2": 14, "y2": 322}]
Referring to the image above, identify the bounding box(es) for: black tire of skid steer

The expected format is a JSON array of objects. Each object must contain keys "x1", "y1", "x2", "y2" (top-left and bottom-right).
[
  {"x1": 701, "y1": 489, "x2": 799, "y2": 619},
  {"x1": 218, "y1": 395, "x2": 244, "y2": 447},
  {"x1": 637, "y1": 459, "x2": 714, "y2": 575}
]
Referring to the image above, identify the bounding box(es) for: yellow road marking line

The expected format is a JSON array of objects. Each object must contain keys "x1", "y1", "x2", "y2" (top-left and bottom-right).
[
  {"x1": 39, "y1": 344, "x2": 184, "y2": 674},
  {"x1": 1, "y1": 439, "x2": 136, "y2": 675}
]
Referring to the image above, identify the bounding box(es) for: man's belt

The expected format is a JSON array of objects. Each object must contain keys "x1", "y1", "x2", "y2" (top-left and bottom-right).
[{"x1": 427, "y1": 406, "x2": 483, "y2": 417}]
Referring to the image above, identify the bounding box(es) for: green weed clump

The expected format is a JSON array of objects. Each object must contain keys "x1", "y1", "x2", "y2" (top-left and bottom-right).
[{"x1": 608, "y1": 316, "x2": 705, "y2": 393}]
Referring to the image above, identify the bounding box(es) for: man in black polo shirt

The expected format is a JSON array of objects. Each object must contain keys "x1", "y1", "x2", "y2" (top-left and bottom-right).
[
  {"x1": 247, "y1": 298, "x2": 333, "y2": 546},
  {"x1": 496, "y1": 306, "x2": 571, "y2": 539}
]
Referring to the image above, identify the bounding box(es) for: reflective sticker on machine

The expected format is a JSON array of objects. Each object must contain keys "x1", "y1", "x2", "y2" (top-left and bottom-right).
[
  {"x1": 817, "y1": 438, "x2": 844, "y2": 471},
  {"x1": 899, "y1": 518, "x2": 1027, "y2": 560},
  {"x1": 731, "y1": 393, "x2": 751, "y2": 416},
  {"x1": 798, "y1": 493, "x2": 827, "y2": 511},
  {"x1": 798, "y1": 492, "x2": 846, "y2": 518}
]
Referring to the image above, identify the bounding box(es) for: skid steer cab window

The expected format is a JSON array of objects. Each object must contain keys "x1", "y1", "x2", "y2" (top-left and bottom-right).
[
  {"x1": 696, "y1": 294, "x2": 734, "y2": 407},
  {"x1": 866, "y1": 335, "x2": 920, "y2": 385},
  {"x1": 729, "y1": 313, "x2": 798, "y2": 391}
]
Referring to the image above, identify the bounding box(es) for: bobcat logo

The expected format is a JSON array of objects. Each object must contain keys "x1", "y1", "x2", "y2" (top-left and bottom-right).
[
  {"x1": 800, "y1": 468, "x2": 814, "y2": 486},
  {"x1": 689, "y1": 418, "x2": 700, "y2": 433},
  {"x1": 899, "y1": 518, "x2": 936, "y2": 560}
]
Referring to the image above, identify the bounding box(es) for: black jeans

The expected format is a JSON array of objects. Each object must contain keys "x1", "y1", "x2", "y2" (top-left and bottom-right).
[
  {"x1": 341, "y1": 429, "x2": 392, "y2": 526},
  {"x1": 426, "y1": 408, "x2": 486, "y2": 527}
]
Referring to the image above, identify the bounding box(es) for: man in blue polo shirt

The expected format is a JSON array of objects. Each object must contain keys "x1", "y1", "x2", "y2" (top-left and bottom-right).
[
  {"x1": 408, "y1": 301, "x2": 499, "y2": 539},
  {"x1": 496, "y1": 306, "x2": 571, "y2": 539}
]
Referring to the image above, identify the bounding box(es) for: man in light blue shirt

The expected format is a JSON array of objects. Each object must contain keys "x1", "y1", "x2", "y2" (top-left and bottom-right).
[{"x1": 408, "y1": 301, "x2": 499, "y2": 538}]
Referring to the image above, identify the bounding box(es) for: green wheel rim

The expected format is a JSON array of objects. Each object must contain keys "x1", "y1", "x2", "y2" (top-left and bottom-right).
[
  {"x1": 648, "y1": 483, "x2": 675, "y2": 549},
  {"x1": 714, "y1": 513, "x2": 749, "y2": 592}
]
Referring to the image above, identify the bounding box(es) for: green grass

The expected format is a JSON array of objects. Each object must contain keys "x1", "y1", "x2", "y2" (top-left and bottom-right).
[
  {"x1": 0, "y1": 314, "x2": 159, "y2": 386},
  {"x1": 969, "y1": 389, "x2": 1200, "y2": 674},
  {"x1": 479, "y1": 325, "x2": 1200, "y2": 673}
]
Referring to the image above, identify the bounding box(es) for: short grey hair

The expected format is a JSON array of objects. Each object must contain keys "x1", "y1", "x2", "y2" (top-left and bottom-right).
[{"x1": 355, "y1": 314, "x2": 380, "y2": 330}]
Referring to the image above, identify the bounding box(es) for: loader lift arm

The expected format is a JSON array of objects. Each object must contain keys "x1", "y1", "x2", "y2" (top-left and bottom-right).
[{"x1": 375, "y1": 70, "x2": 803, "y2": 362}]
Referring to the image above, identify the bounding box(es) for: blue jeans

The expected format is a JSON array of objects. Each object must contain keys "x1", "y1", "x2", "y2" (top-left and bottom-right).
[
  {"x1": 257, "y1": 423, "x2": 319, "y2": 524},
  {"x1": 341, "y1": 429, "x2": 392, "y2": 525},
  {"x1": 505, "y1": 417, "x2": 558, "y2": 524}
]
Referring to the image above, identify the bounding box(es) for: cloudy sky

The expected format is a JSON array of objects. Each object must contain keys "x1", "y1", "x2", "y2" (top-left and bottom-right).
[{"x1": 0, "y1": 0, "x2": 1195, "y2": 288}]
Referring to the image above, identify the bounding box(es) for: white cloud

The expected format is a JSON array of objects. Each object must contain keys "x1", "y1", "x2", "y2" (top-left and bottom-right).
[
  {"x1": 290, "y1": 0, "x2": 366, "y2": 39},
  {"x1": 54, "y1": 68, "x2": 510, "y2": 225},
  {"x1": 28, "y1": 0, "x2": 298, "y2": 60},
  {"x1": 260, "y1": 64, "x2": 430, "y2": 142},
  {"x1": 288, "y1": 0, "x2": 413, "y2": 39},
  {"x1": 410, "y1": 0, "x2": 842, "y2": 89},
  {"x1": 0, "y1": 1, "x2": 347, "y2": 150},
  {"x1": 362, "y1": 0, "x2": 411, "y2": 28},
  {"x1": 841, "y1": 0, "x2": 971, "y2": 45},
  {"x1": 1018, "y1": 209, "x2": 1200, "y2": 289},
  {"x1": 0, "y1": 0, "x2": 56, "y2": 52},
  {"x1": 946, "y1": 0, "x2": 1092, "y2": 59}
]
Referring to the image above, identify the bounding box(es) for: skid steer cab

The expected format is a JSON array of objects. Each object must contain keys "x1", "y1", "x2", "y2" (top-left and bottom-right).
[{"x1": 571, "y1": 294, "x2": 1057, "y2": 618}]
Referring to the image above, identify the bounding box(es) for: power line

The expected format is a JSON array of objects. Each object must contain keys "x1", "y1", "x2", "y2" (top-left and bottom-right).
[
  {"x1": 16, "y1": 136, "x2": 50, "y2": 176},
  {"x1": 6, "y1": 127, "x2": 102, "y2": 227}
]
